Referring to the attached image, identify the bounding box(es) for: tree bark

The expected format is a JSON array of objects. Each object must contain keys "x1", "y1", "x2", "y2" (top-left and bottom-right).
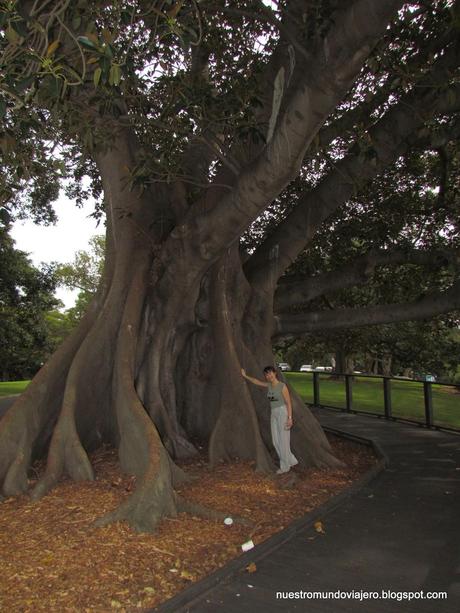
[
  {"x1": 275, "y1": 281, "x2": 460, "y2": 336},
  {"x1": 0, "y1": 174, "x2": 343, "y2": 530}
]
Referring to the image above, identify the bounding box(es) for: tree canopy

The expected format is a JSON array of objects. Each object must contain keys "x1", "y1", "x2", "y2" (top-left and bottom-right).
[
  {"x1": 0, "y1": 0, "x2": 459, "y2": 532},
  {"x1": 2, "y1": 0, "x2": 459, "y2": 327}
]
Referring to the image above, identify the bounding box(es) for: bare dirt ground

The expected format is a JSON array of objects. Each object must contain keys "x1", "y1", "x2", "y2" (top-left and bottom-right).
[{"x1": 0, "y1": 435, "x2": 377, "y2": 612}]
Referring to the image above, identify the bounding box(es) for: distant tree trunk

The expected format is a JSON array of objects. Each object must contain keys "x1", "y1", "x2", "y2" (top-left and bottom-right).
[
  {"x1": 345, "y1": 356, "x2": 355, "y2": 374},
  {"x1": 332, "y1": 348, "x2": 354, "y2": 378},
  {"x1": 381, "y1": 355, "x2": 393, "y2": 377},
  {"x1": 372, "y1": 358, "x2": 380, "y2": 375},
  {"x1": 334, "y1": 348, "x2": 346, "y2": 375}
]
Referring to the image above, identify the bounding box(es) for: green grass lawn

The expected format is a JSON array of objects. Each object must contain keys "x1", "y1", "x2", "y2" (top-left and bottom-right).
[
  {"x1": 0, "y1": 380, "x2": 30, "y2": 397},
  {"x1": 286, "y1": 372, "x2": 460, "y2": 430},
  {"x1": 1, "y1": 375, "x2": 459, "y2": 430}
]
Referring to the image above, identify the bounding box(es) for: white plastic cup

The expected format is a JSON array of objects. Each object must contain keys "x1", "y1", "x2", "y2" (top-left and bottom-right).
[{"x1": 241, "y1": 539, "x2": 254, "y2": 552}]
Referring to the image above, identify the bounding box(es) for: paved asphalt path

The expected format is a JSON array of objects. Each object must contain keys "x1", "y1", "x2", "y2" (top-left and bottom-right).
[{"x1": 155, "y1": 409, "x2": 460, "y2": 613}]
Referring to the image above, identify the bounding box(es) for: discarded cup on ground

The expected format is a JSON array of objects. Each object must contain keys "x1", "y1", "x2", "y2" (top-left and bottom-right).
[
  {"x1": 241, "y1": 539, "x2": 254, "y2": 552},
  {"x1": 224, "y1": 517, "x2": 233, "y2": 526}
]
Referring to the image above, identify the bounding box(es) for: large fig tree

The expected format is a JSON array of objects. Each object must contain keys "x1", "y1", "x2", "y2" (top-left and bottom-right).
[{"x1": 1, "y1": 0, "x2": 459, "y2": 531}]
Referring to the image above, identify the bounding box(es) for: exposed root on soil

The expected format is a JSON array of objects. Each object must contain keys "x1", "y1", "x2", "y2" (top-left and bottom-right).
[
  {"x1": 0, "y1": 299, "x2": 101, "y2": 497},
  {"x1": 176, "y1": 495, "x2": 254, "y2": 527}
]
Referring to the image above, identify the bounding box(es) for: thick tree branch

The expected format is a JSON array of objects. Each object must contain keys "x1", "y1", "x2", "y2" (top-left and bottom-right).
[
  {"x1": 160, "y1": 0, "x2": 405, "y2": 278},
  {"x1": 274, "y1": 248, "x2": 458, "y2": 312},
  {"x1": 274, "y1": 280, "x2": 460, "y2": 336},
  {"x1": 245, "y1": 45, "x2": 460, "y2": 290},
  {"x1": 316, "y1": 21, "x2": 459, "y2": 153}
]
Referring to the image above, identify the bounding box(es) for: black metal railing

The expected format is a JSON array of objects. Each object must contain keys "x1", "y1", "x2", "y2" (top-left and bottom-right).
[{"x1": 309, "y1": 372, "x2": 460, "y2": 433}]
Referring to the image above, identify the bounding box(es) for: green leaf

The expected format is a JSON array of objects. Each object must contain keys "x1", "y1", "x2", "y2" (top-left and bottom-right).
[
  {"x1": 5, "y1": 25, "x2": 20, "y2": 44},
  {"x1": 93, "y1": 67, "x2": 102, "y2": 88},
  {"x1": 109, "y1": 64, "x2": 121, "y2": 86},
  {"x1": 64, "y1": 66, "x2": 83, "y2": 83},
  {"x1": 16, "y1": 76, "x2": 35, "y2": 93},
  {"x1": 77, "y1": 36, "x2": 99, "y2": 51},
  {"x1": 0, "y1": 99, "x2": 6, "y2": 119},
  {"x1": 11, "y1": 19, "x2": 28, "y2": 38},
  {"x1": 102, "y1": 43, "x2": 113, "y2": 59},
  {"x1": 37, "y1": 75, "x2": 60, "y2": 101}
]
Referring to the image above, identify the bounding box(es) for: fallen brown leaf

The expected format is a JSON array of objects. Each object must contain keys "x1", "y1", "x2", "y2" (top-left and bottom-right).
[{"x1": 314, "y1": 520, "x2": 325, "y2": 534}]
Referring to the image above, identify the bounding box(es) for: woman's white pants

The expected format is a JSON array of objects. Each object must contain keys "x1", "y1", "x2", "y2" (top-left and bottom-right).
[{"x1": 270, "y1": 405, "x2": 298, "y2": 473}]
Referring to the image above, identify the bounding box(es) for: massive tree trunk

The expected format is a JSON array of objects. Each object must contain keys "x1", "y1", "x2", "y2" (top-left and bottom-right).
[{"x1": 0, "y1": 137, "x2": 340, "y2": 532}]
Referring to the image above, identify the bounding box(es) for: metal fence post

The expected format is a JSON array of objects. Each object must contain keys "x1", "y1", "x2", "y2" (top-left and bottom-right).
[
  {"x1": 423, "y1": 381, "x2": 434, "y2": 428},
  {"x1": 383, "y1": 378, "x2": 392, "y2": 420},
  {"x1": 345, "y1": 374, "x2": 353, "y2": 412},
  {"x1": 313, "y1": 372, "x2": 320, "y2": 406}
]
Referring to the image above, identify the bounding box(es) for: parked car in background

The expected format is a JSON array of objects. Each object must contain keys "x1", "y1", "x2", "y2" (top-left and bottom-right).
[
  {"x1": 413, "y1": 373, "x2": 437, "y2": 382},
  {"x1": 277, "y1": 363, "x2": 291, "y2": 371},
  {"x1": 300, "y1": 364, "x2": 313, "y2": 372},
  {"x1": 313, "y1": 366, "x2": 326, "y2": 372}
]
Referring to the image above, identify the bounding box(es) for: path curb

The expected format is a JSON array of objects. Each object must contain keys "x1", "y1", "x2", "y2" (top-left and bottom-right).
[{"x1": 153, "y1": 428, "x2": 387, "y2": 612}]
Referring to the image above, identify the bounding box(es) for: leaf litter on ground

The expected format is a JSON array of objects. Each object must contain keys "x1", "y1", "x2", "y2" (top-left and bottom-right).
[{"x1": 0, "y1": 435, "x2": 376, "y2": 611}]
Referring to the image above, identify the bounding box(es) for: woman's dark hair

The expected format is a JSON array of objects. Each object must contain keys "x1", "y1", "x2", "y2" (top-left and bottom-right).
[{"x1": 263, "y1": 366, "x2": 277, "y2": 374}]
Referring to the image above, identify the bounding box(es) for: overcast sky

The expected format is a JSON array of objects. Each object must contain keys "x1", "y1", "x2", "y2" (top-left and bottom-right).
[{"x1": 11, "y1": 194, "x2": 105, "y2": 309}]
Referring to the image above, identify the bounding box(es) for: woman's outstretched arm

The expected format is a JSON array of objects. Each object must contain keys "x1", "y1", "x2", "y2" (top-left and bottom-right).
[{"x1": 241, "y1": 369, "x2": 268, "y2": 387}]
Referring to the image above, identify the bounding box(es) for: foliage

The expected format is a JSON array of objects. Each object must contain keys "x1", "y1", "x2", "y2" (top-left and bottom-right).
[
  {"x1": 278, "y1": 318, "x2": 460, "y2": 380},
  {"x1": 55, "y1": 235, "x2": 104, "y2": 322},
  {"x1": 44, "y1": 308, "x2": 76, "y2": 350},
  {"x1": 0, "y1": 0, "x2": 272, "y2": 216},
  {"x1": 0, "y1": 217, "x2": 59, "y2": 379}
]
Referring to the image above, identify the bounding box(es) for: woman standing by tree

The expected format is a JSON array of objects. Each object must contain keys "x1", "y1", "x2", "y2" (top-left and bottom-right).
[{"x1": 242, "y1": 367, "x2": 298, "y2": 474}]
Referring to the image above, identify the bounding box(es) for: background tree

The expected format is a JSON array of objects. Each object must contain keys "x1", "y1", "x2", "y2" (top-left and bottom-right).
[
  {"x1": 0, "y1": 214, "x2": 58, "y2": 380},
  {"x1": 0, "y1": 0, "x2": 459, "y2": 532},
  {"x1": 278, "y1": 317, "x2": 460, "y2": 380},
  {"x1": 43, "y1": 308, "x2": 77, "y2": 355},
  {"x1": 56, "y1": 235, "x2": 105, "y2": 324}
]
